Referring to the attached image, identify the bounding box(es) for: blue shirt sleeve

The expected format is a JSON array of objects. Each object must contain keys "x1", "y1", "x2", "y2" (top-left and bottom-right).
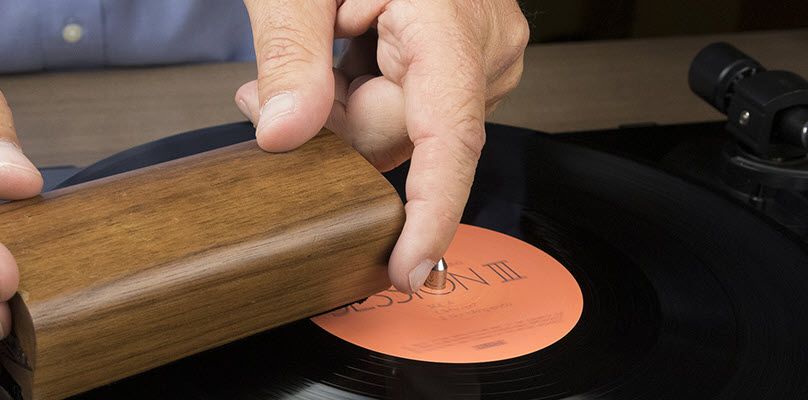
[
  {"x1": 0, "y1": 0, "x2": 256, "y2": 73},
  {"x1": 0, "y1": 1, "x2": 44, "y2": 73}
]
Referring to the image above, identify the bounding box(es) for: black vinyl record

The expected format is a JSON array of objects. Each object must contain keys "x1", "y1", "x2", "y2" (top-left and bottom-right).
[{"x1": 62, "y1": 123, "x2": 808, "y2": 399}]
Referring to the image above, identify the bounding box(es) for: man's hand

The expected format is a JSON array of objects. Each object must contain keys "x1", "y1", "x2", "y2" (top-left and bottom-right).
[
  {"x1": 238, "y1": 0, "x2": 528, "y2": 292},
  {"x1": 0, "y1": 89, "x2": 43, "y2": 337}
]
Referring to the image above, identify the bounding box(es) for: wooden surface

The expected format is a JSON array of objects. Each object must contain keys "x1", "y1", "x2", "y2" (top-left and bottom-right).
[
  {"x1": 0, "y1": 29, "x2": 806, "y2": 167},
  {"x1": 0, "y1": 131, "x2": 405, "y2": 399}
]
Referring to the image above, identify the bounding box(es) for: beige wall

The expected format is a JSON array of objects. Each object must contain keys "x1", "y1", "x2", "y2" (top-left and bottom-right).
[{"x1": 632, "y1": 0, "x2": 741, "y2": 37}]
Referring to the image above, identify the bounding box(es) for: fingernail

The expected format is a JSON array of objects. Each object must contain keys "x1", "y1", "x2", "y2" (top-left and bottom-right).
[
  {"x1": 256, "y1": 92, "x2": 295, "y2": 135},
  {"x1": 0, "y1": 141, "x2": 40, "y2": 178},
  {"x1": 236, "y1": 97, "x2": 251, "y2": 119},
  {"x1": 408, "y1": 259, "x2": 436, "y2": 293}
]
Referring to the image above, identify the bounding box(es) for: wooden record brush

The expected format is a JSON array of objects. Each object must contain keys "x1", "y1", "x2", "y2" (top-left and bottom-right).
[{"x1": 0, "y1": 130, "x2": 404, "y2": 399}]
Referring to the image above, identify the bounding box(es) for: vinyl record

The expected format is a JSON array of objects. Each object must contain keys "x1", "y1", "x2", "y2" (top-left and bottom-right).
[{"x1": 64, "y1": 123, "x2": 808, "y2": 399}]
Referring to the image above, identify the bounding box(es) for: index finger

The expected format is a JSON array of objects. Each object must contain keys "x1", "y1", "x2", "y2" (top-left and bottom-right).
[{"x1": 382, "y1": 3, "x2": 487, "y2": 292}]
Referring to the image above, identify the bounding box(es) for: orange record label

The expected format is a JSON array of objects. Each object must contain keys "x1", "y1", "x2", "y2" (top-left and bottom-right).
[{"x1": 311, "y1": 224, "x2": 584, "y2": 363}]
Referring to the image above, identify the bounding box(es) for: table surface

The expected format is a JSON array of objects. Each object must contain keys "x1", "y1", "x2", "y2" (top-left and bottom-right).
[{"x1": 2, "y1": 29, "x2": 807, "y2": 167}]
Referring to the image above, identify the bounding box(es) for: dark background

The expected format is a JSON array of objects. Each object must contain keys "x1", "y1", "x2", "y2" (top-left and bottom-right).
[{"x1": 519, "y1": 0, "x2": 808, "y2": 43}]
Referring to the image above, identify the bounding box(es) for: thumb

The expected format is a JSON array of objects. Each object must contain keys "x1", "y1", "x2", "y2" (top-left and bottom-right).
[{"x1": 243, "y1": 1, "x2": 337, "y2": 152}]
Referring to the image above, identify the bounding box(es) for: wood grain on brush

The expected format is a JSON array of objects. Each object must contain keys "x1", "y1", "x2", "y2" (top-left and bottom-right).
[{"x1": 0, "y1": 130, "x2": 405, "y2": 400}]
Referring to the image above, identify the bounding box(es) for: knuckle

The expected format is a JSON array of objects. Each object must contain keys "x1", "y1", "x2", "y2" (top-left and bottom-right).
[
  {"x1": 379, "y1": 1, "x2": 418, "y2": 39},
  {"x1": 438, "y1": 203, "x2": 463, "y2": 226},
  {"x1": 501, "y1": 61, "x2": 524, "y2": 92},
  {"x1": 448, "y1": 115, "x2": 486, "y2": 163},
  {"x1": 485, "y1": 73, "x2": 519, "y2": 115},
  {"x1": 256, "y1": 31, "x2": 317, "y2": 76},
  {"x1": 489, "y1": 15, "x2": 527, "y2": 81},
  {"x1": 510, "y1": 12, "x2": 531, "y2": 50},
  {"x1": 412, "y1": 100, "x2": 486, "y2": 170},
  {"x1": 485, "y1": 97, "x2": 505, "y2": 115},
  {"x1": 408, "y1": 192, "x2": 465, "y2": 229}
]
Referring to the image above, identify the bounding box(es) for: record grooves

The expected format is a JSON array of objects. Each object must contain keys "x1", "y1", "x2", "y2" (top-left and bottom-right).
[{"x1": 63, "y1": 122, "x2": 808, "y2": 399}]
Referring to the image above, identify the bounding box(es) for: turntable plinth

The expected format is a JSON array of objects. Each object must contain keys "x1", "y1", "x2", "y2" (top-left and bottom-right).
[{"x1": 0, "y1": 130, "x2": 405, "y2": 400}]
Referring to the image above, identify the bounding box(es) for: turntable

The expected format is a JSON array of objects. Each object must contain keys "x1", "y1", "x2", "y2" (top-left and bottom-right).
[{"x1": 4, "y1": 43, "x2": 808, "y2": 399}]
